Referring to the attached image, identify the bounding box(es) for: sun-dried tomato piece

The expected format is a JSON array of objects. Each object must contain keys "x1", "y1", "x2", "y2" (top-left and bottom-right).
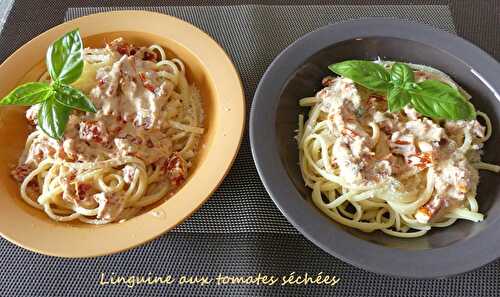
[{"x1": 163, "y1": 153, "x2": 187, "y2": 187}]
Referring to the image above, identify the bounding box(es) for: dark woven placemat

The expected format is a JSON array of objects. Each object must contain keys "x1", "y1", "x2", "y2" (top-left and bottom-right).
[{"x1": 0, "y1": 2, "x2": 499, "y2": 297}]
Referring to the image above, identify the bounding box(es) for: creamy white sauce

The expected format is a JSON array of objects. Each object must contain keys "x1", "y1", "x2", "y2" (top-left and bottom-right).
[
  {"x1": 25, "y1": 39, "x2": 181, "y2": 166},
  {"x1": 316, "y1": 75, "x2": 485, "y2": 223},
  {"x1": 12, "y1": 38, "x2": 204, "y2": 222}
]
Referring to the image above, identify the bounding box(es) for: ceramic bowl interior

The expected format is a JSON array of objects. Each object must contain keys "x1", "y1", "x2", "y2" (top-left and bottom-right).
[
  {"x1": 4, "y1": 31, "x2": 216, "y2": 225},
  {"x1": 0, "y1": 11, "x2": 244, "y2": 257},
  {"x1": 277, "y1": 36, "x2": 500, "y2": 250}
]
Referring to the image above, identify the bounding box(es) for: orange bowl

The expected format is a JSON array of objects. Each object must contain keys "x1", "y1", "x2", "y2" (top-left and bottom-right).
[{"x1": 0, "y1": 11, "x2": 245, "y2": 257}]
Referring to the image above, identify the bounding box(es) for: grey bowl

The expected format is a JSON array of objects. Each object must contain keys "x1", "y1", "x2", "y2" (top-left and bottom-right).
[{"x1": 250, "y1": 18, "x2": 500, "y2": 278}]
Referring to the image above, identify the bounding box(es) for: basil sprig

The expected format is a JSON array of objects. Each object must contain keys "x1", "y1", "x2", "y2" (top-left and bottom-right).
[
  {"x1": 328, "y1": 60, "x2": 476, "y2": 120},
  {"x1": 46, "y1": 29, "x2": 84, "y2": 84},
  {"x1": 0, "y1": 29, "x2": 96, "y2": 140},
  {"x1": 329, "y1": 60, "x2": 391, "y2": 92}
]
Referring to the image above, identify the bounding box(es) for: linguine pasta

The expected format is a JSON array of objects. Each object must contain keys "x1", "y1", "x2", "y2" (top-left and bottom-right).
[
  {"x1": 11, "y1": 38, "x2": 204, "y2": 224},
  {"x1": 297, "y1": 61, "x2": 499, "y2": 238}
]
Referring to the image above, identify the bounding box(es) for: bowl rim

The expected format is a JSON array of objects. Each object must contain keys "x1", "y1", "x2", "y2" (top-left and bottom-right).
[
  {"x1": 250, "y1": 17, "x2": 500, "y2": 279},
  {"x1": 0, "y1": 10, "x2": 245, "y2": 257}
]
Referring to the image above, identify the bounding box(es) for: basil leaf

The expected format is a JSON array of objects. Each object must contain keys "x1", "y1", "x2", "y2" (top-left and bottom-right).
[
  {"x1": 410, "y1": 80, "x2": 476, "y2": 120},
  {"x1": 328, "y1": 60, "x2": 391, "y2": 92},
  {"x1": 390, "y1": 63, "x2": 414, "y2": 85},
  {"x1": 38, "y1": 96, "x2": 71, "y2": 140},
  {"x1": 0, "y1": 82, "x2": 53, "y2": 106},
  {"x1": 54, "y1": 84, "x2": 96, "y2": 113},
  {"x1": 46, "y1": 29, "x2": 84, "y2": 84},
  {"x1": 388, "y1": 86, "x2": 411, "y2": 112}
]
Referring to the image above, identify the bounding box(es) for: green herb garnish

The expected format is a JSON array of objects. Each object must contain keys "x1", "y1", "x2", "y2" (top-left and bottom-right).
[
  {"x1": 0, "y1": 29, "x2": 96, "y2": 140},
  {"x1": 328, "y1": 60, "x2": 476, "y2": 120}
]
